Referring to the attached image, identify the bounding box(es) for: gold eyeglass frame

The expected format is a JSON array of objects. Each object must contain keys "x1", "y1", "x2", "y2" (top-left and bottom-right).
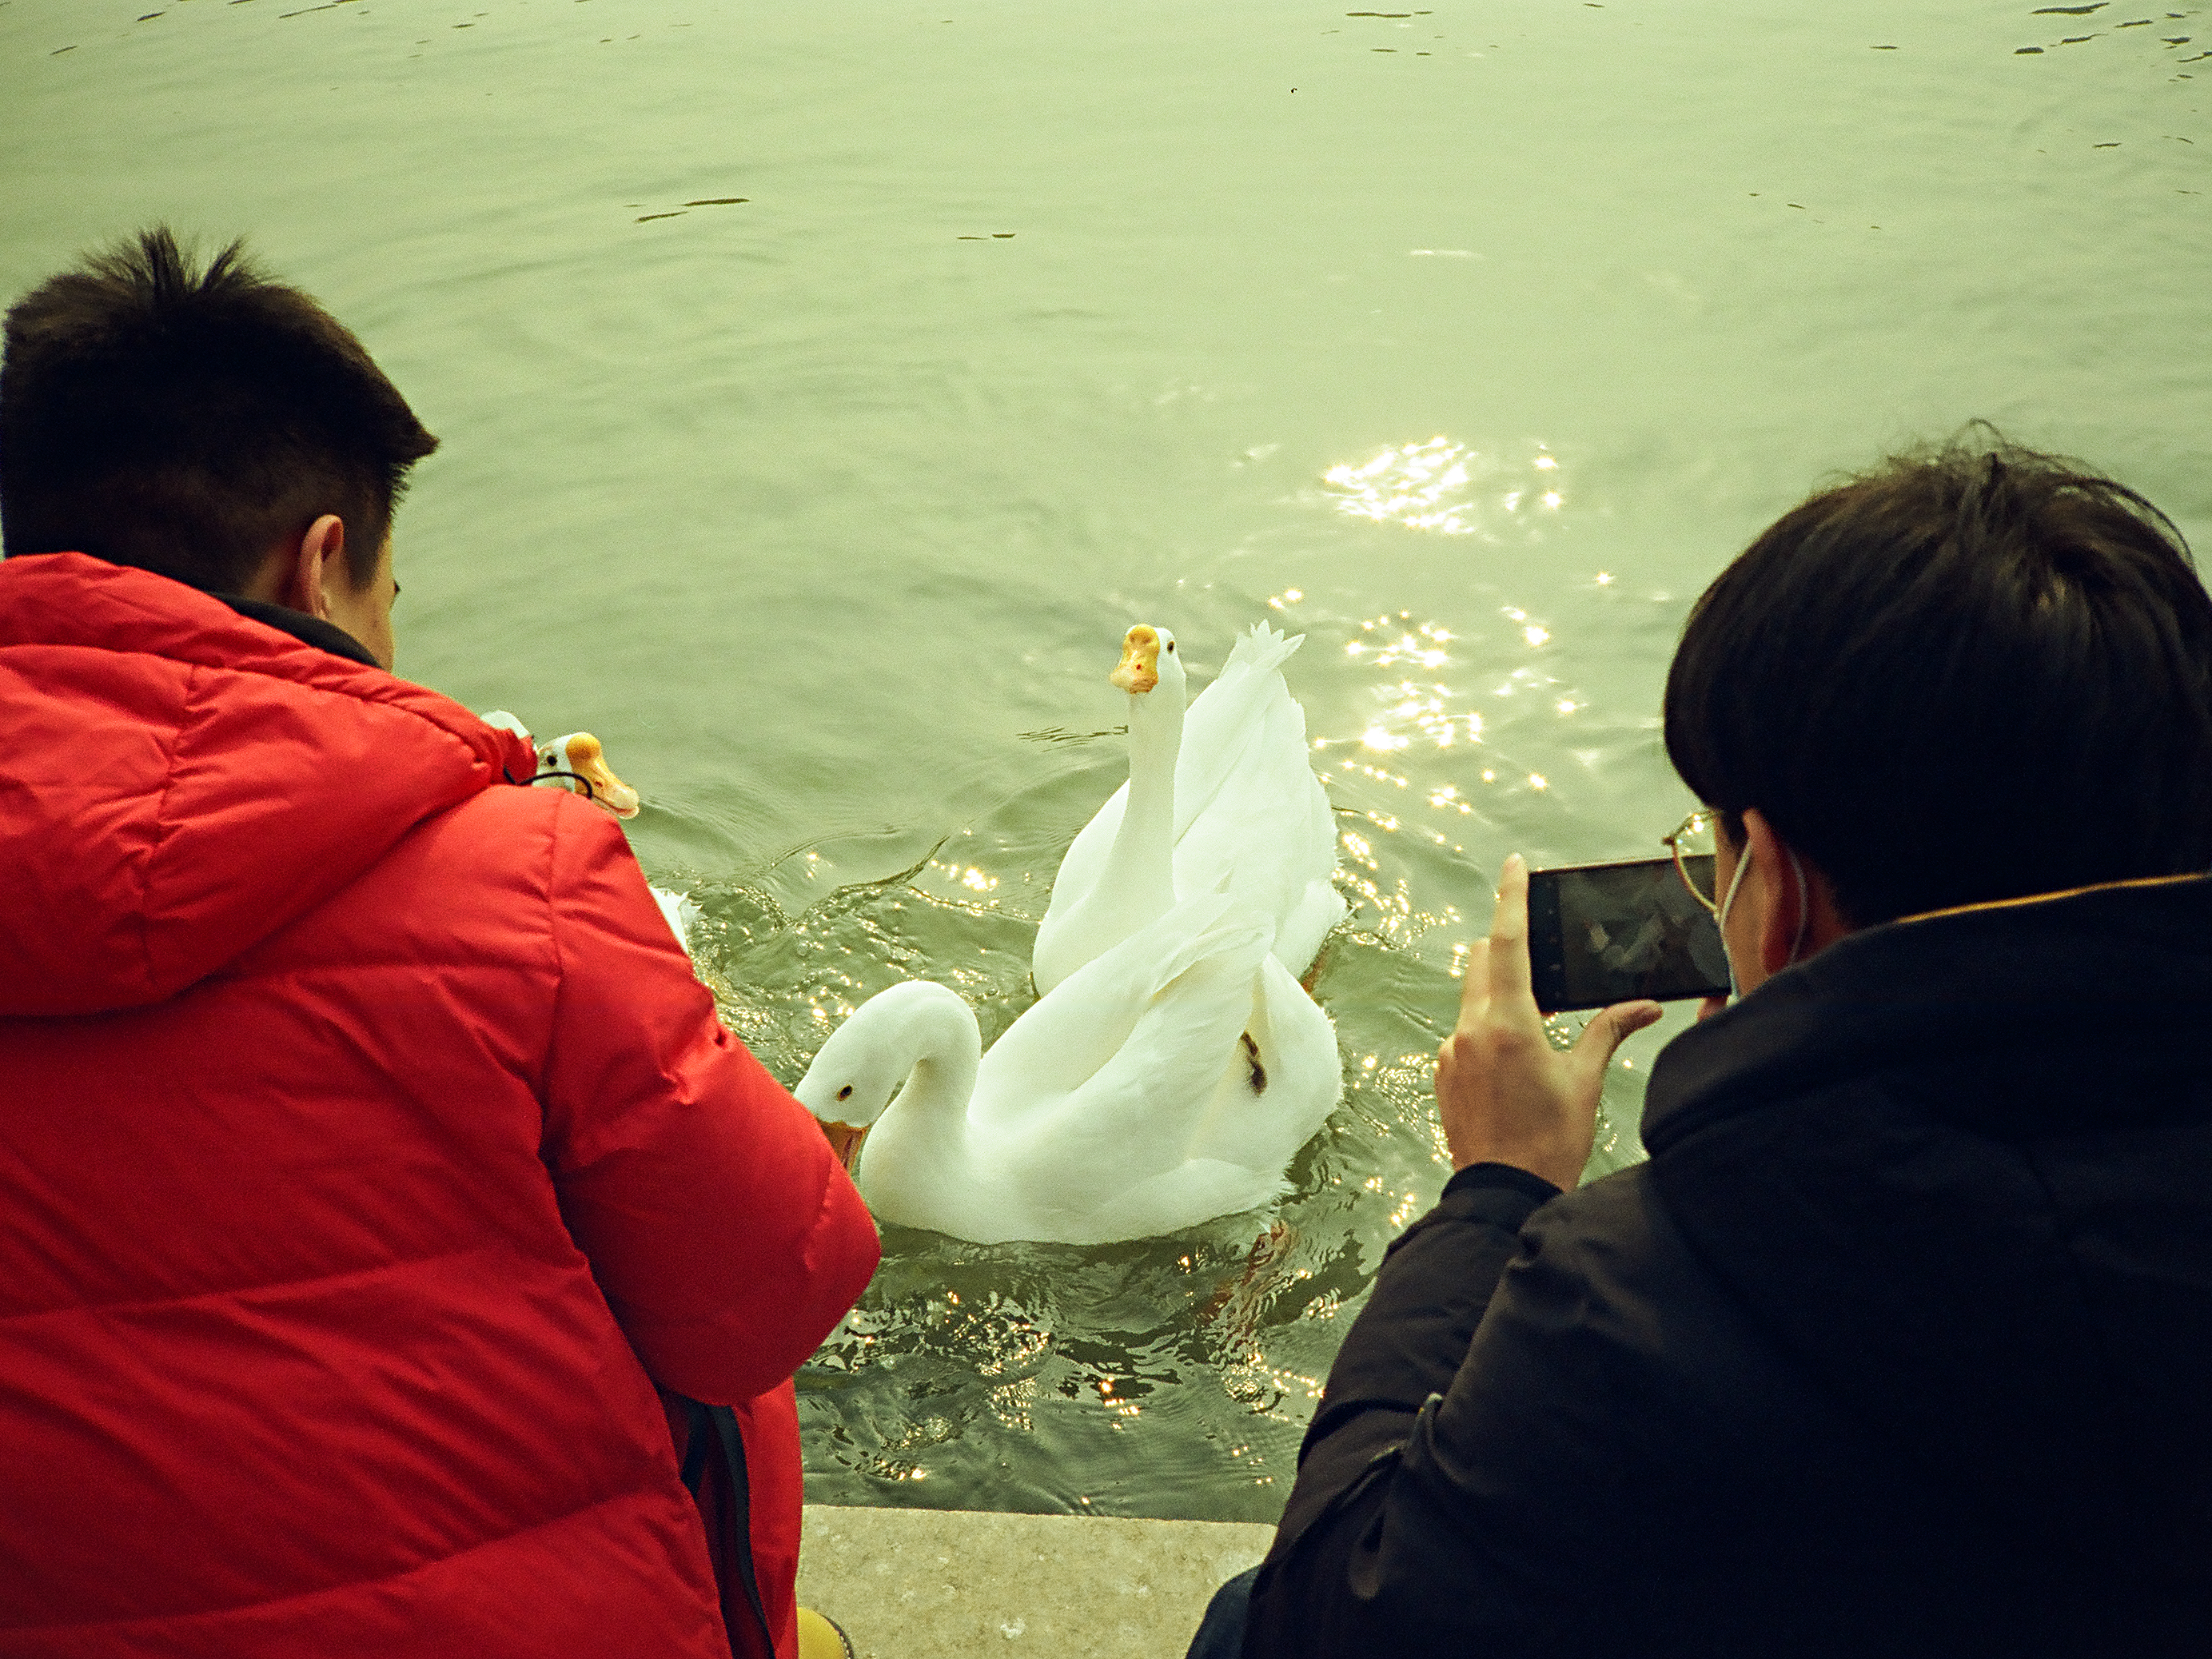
[{"x1": 1661, "y1": 808, "x2": 1723, "y2": 917}]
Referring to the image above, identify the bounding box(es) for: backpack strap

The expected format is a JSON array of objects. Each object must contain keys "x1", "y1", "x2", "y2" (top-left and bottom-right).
[{"x1": 670, "y1": 1392, "x2": 775, "y2": 1658}]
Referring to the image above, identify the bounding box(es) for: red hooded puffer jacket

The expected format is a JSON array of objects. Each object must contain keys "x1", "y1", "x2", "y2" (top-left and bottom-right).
[{"x1": 0, "y1": 552, "x2": 880, "y2": 1659}]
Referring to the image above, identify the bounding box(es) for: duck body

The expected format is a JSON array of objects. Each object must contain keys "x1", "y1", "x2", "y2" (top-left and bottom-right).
[
  {"x1": 1033, "y1": 623, "x2": 1343, "y2": 995},
  {"x1": 794, "y1": 892, "x2": 1341, "y2": 1245}
]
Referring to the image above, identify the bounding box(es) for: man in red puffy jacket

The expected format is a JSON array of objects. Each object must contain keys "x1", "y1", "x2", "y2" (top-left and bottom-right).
[{"x1": 0, "y1": 228, "x2": 880, "y2": 1659}]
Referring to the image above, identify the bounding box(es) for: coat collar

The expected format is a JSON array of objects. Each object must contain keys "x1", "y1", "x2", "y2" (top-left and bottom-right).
[
  {"x1": 1641, "y1": 874, "x2": 2212, "y2": 1155},
  {"x1": 214, "y1": 591, "x2": 380, "y2": 668}
]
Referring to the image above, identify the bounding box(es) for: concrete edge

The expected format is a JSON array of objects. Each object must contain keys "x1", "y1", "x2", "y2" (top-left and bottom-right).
[{"x1": 797, "y1": 1504, "x2": 1274, "y2": 1659}]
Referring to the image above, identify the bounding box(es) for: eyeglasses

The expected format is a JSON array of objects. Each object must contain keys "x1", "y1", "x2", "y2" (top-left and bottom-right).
[{"x1": 1661, "y1": 808, "x2": 1722, "y2": 915}]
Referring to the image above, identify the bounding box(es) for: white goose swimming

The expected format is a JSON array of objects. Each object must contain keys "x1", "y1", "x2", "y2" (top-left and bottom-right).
[
  {"x1": 1030, "y1": 624, "x2": 1342, "y2": 995},
  {"x1": 791, "y1": 622, "x2": 1344, "y2": 1244},
  {"x1": 793, "y1": 892, "x2": 1340, "y2": 1244}
]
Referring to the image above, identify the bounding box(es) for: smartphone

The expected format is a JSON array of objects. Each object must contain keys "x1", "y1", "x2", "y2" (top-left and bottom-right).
[{"x1": 1526, "y1": 855, "x2": 1731, "y2": 1014}]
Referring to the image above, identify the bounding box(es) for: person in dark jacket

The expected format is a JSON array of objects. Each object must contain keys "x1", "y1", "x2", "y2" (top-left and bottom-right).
[{"x1": 1198, "y1": 437, "x2": 2212, "y2": 1659}]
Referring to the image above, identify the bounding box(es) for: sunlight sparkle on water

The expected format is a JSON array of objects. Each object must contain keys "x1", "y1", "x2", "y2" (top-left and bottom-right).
[
  {"x1": 1332, "y1": 612, "x2": 1493, "y2": 766},
  {"x1": 1316, "y1": 594, "x2": 1589, "y2": 951},
  {"x1": 1321, "y1": 438, "x2": 1565, "y2": 537}
]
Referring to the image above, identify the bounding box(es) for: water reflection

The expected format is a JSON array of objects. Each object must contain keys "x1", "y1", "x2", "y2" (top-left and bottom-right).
[
  {"x1": 1302, "y1": 576, "x2": 1644, "y2": 988},
  {"x1": 1321, "y1": 437, "x2": 1564, "y2": 539}
]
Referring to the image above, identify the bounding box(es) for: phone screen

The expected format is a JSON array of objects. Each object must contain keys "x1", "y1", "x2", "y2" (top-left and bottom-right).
[{"x1": 1526, "y1": 855, "x2": 1731, "y2": 1014}]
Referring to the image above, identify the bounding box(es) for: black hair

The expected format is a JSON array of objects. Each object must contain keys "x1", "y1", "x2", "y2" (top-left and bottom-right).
[
  {"x1": 1664, "y1": 430, "x2": 2212, "y2": 926},
  {"x1": 0, "y1": 226, "x2": 436, "y2": 592}
]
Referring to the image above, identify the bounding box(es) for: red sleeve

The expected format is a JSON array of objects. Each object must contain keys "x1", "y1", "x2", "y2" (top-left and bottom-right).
[{"x1": 537, "y1": 799, "x2": 879, "y2": 1404}]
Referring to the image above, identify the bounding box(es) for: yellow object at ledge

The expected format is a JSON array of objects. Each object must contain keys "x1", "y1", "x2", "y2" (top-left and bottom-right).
[{"x1": 796, "y1": 1606, "x2": 855, "y2": 1659}]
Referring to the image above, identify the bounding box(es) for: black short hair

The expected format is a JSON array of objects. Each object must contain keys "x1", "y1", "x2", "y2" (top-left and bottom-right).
[
  {"x1": 1664, "y1": 432, "x2": 2212, "y2": 927},
  {"x1": 0, "y1": 226, "x2": 436, "y2": 592}
]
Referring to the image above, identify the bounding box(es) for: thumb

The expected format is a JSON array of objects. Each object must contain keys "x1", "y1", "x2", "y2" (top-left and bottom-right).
[{"x1": 1570, "y1": 999, "x2": 1664, "y2": 1086}]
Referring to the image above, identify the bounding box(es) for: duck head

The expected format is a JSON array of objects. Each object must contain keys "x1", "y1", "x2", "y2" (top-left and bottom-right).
[
  {"x1": 1110, "y1": 624, "x2": 1184, "y2": 697},
  {"x1": 793, "y1": 980, "x2": 982, "y2": 1176},
  {"x1": 540, "y1": 732, "x2": 642, "y2": 820},
  {"x1": 478, "y1": 712, "x2": 644, "y2": 820},
  {"x1": 795, "y1": 989, "x2": 921, "y2": 1172}
]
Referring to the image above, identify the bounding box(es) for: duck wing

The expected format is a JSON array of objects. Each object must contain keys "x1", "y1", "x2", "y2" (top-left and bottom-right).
[
  {"x1": 1166, "y1": 622, "x2": 1306, "y2": 838},
  {"x1": 986, "y1": 943, "x2": 1338, "y2": 1244},
  {"x1": 1170, "y1": 627, "x2": 1345, "y2": 975},
  {"x1": 979, "y1": 891, "x2": 1269, "y2": 1132},
  {"x1": 1183, "y1": 955, "x2": 1341, "y2": 1175},
  {"x1": 957, "y1": 896, "x2": 1286, "y2": 1241}
]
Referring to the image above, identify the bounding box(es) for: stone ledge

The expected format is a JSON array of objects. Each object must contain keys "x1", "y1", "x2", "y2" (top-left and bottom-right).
[{"x1": 797, "y1": 1505, "x2": 1273, "y2": 1659}]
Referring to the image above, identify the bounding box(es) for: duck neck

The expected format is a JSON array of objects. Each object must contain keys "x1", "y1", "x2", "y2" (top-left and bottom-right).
[
  {"x1": 850, "y1": 985, "x2": 982, "y2": 1190},
  {"x1": 882, "y1": 987, "x2": 983, "y2": 1128},
  {"x1": 1102, "y1": 683, "x2": 1184, "y2": 919}
]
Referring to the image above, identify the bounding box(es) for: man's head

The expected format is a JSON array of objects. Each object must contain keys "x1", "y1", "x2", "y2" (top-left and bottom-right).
[
  {"x1": 1665, "y1": 434, "x2": 2212, "y2": 935},
  {"x1": 0, "y1": 227, "x2": 434, "y2": 665}
]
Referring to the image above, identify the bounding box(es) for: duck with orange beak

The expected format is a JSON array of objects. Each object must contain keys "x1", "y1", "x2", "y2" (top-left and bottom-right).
[
  {"x1": 480, "y1": 710, "x2": 695, "y2": 951},
  {"x1": 1033, "y1": 619, "x2": 1341, "y2": 996}
]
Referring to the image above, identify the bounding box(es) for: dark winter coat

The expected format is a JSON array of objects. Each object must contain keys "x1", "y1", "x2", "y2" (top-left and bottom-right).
[{"x1": 1245, "y1": 875, "x2": 2212, "y2": 1658}]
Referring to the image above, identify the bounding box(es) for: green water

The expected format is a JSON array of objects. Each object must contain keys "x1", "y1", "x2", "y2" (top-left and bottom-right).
[{"x1": 5, "y1": 0, "x2": 2208, "y2": 1521}]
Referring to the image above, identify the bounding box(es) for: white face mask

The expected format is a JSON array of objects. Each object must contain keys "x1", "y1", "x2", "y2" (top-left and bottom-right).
[{"x1": 1713, "y1": 839, "x2": 1810, "y2": 1000}]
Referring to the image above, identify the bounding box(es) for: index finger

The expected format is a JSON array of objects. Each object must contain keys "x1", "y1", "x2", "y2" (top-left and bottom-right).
[
  {"x1": 1452, "y1": 936, "x2": 1492, "y2": 1031},
  {"x1": 1487, "y1": 852, "x2": 1532, "y2": 1003}
]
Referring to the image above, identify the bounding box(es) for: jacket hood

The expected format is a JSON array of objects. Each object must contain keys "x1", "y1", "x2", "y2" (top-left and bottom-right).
[
  {"x1": 0, "y1": 552, "x2": 537, "y2": 1016},
  {"x1": 1642, "y1": 875, "x2": 2212, "y2": 1585}
]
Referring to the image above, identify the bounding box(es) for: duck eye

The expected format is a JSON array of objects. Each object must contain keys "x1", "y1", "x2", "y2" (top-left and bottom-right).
[
  {"x1": 837, "y1": 1085, "x2": 853, "y2": 1101},
  {"x1": 1166, "y1": 640, "x2": 1175, "y2": 652}
]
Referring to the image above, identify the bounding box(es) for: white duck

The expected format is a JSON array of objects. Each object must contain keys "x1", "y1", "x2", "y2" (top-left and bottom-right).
[
  {"x1": 794, "y1": 891, "x2": 1341, "y2": 1244},
  {"x1": 1030, "y1": 624, "x2": 1342, "y2": 995}
]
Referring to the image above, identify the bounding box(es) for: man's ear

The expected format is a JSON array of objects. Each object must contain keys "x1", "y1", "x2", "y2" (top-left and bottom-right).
[
  {"x1": 1741, "y1": 808, "x2": 1853, "y2": 973},
  {"x1": 277, "y1": 514, "x2": 347, "y2": 622}
]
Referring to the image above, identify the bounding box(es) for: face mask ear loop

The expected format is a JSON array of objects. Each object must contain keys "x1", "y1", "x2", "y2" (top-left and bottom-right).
[
  {"x1": 1787, "y1": 849, "x2": 1811, "y2": 967},
  {"x1": 1715, "y1": 842, "x2": 1756, "y2": 1000}
]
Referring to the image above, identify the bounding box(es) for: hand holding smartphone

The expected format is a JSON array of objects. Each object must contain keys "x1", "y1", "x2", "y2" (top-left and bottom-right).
[{"x1": 1435, "y1": 855, "x2": 1664, "y2": 1186}]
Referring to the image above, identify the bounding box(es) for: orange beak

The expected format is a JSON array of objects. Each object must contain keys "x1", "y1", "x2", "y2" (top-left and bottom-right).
[
  {"x1": 819, "y1": 1119, "x2": 869, "y2": 1172},
  {"x1": 1110, "y1": 625, "x2": 1161, "y2": 694},
  {"x1": 552, "y1": 732, "x2": 641, "y2": 820}
]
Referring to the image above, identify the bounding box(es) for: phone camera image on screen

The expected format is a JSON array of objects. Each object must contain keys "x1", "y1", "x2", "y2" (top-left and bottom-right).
[{"x1": 1527, "y1": 855, "x2": 1731, "y2": 1014}]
